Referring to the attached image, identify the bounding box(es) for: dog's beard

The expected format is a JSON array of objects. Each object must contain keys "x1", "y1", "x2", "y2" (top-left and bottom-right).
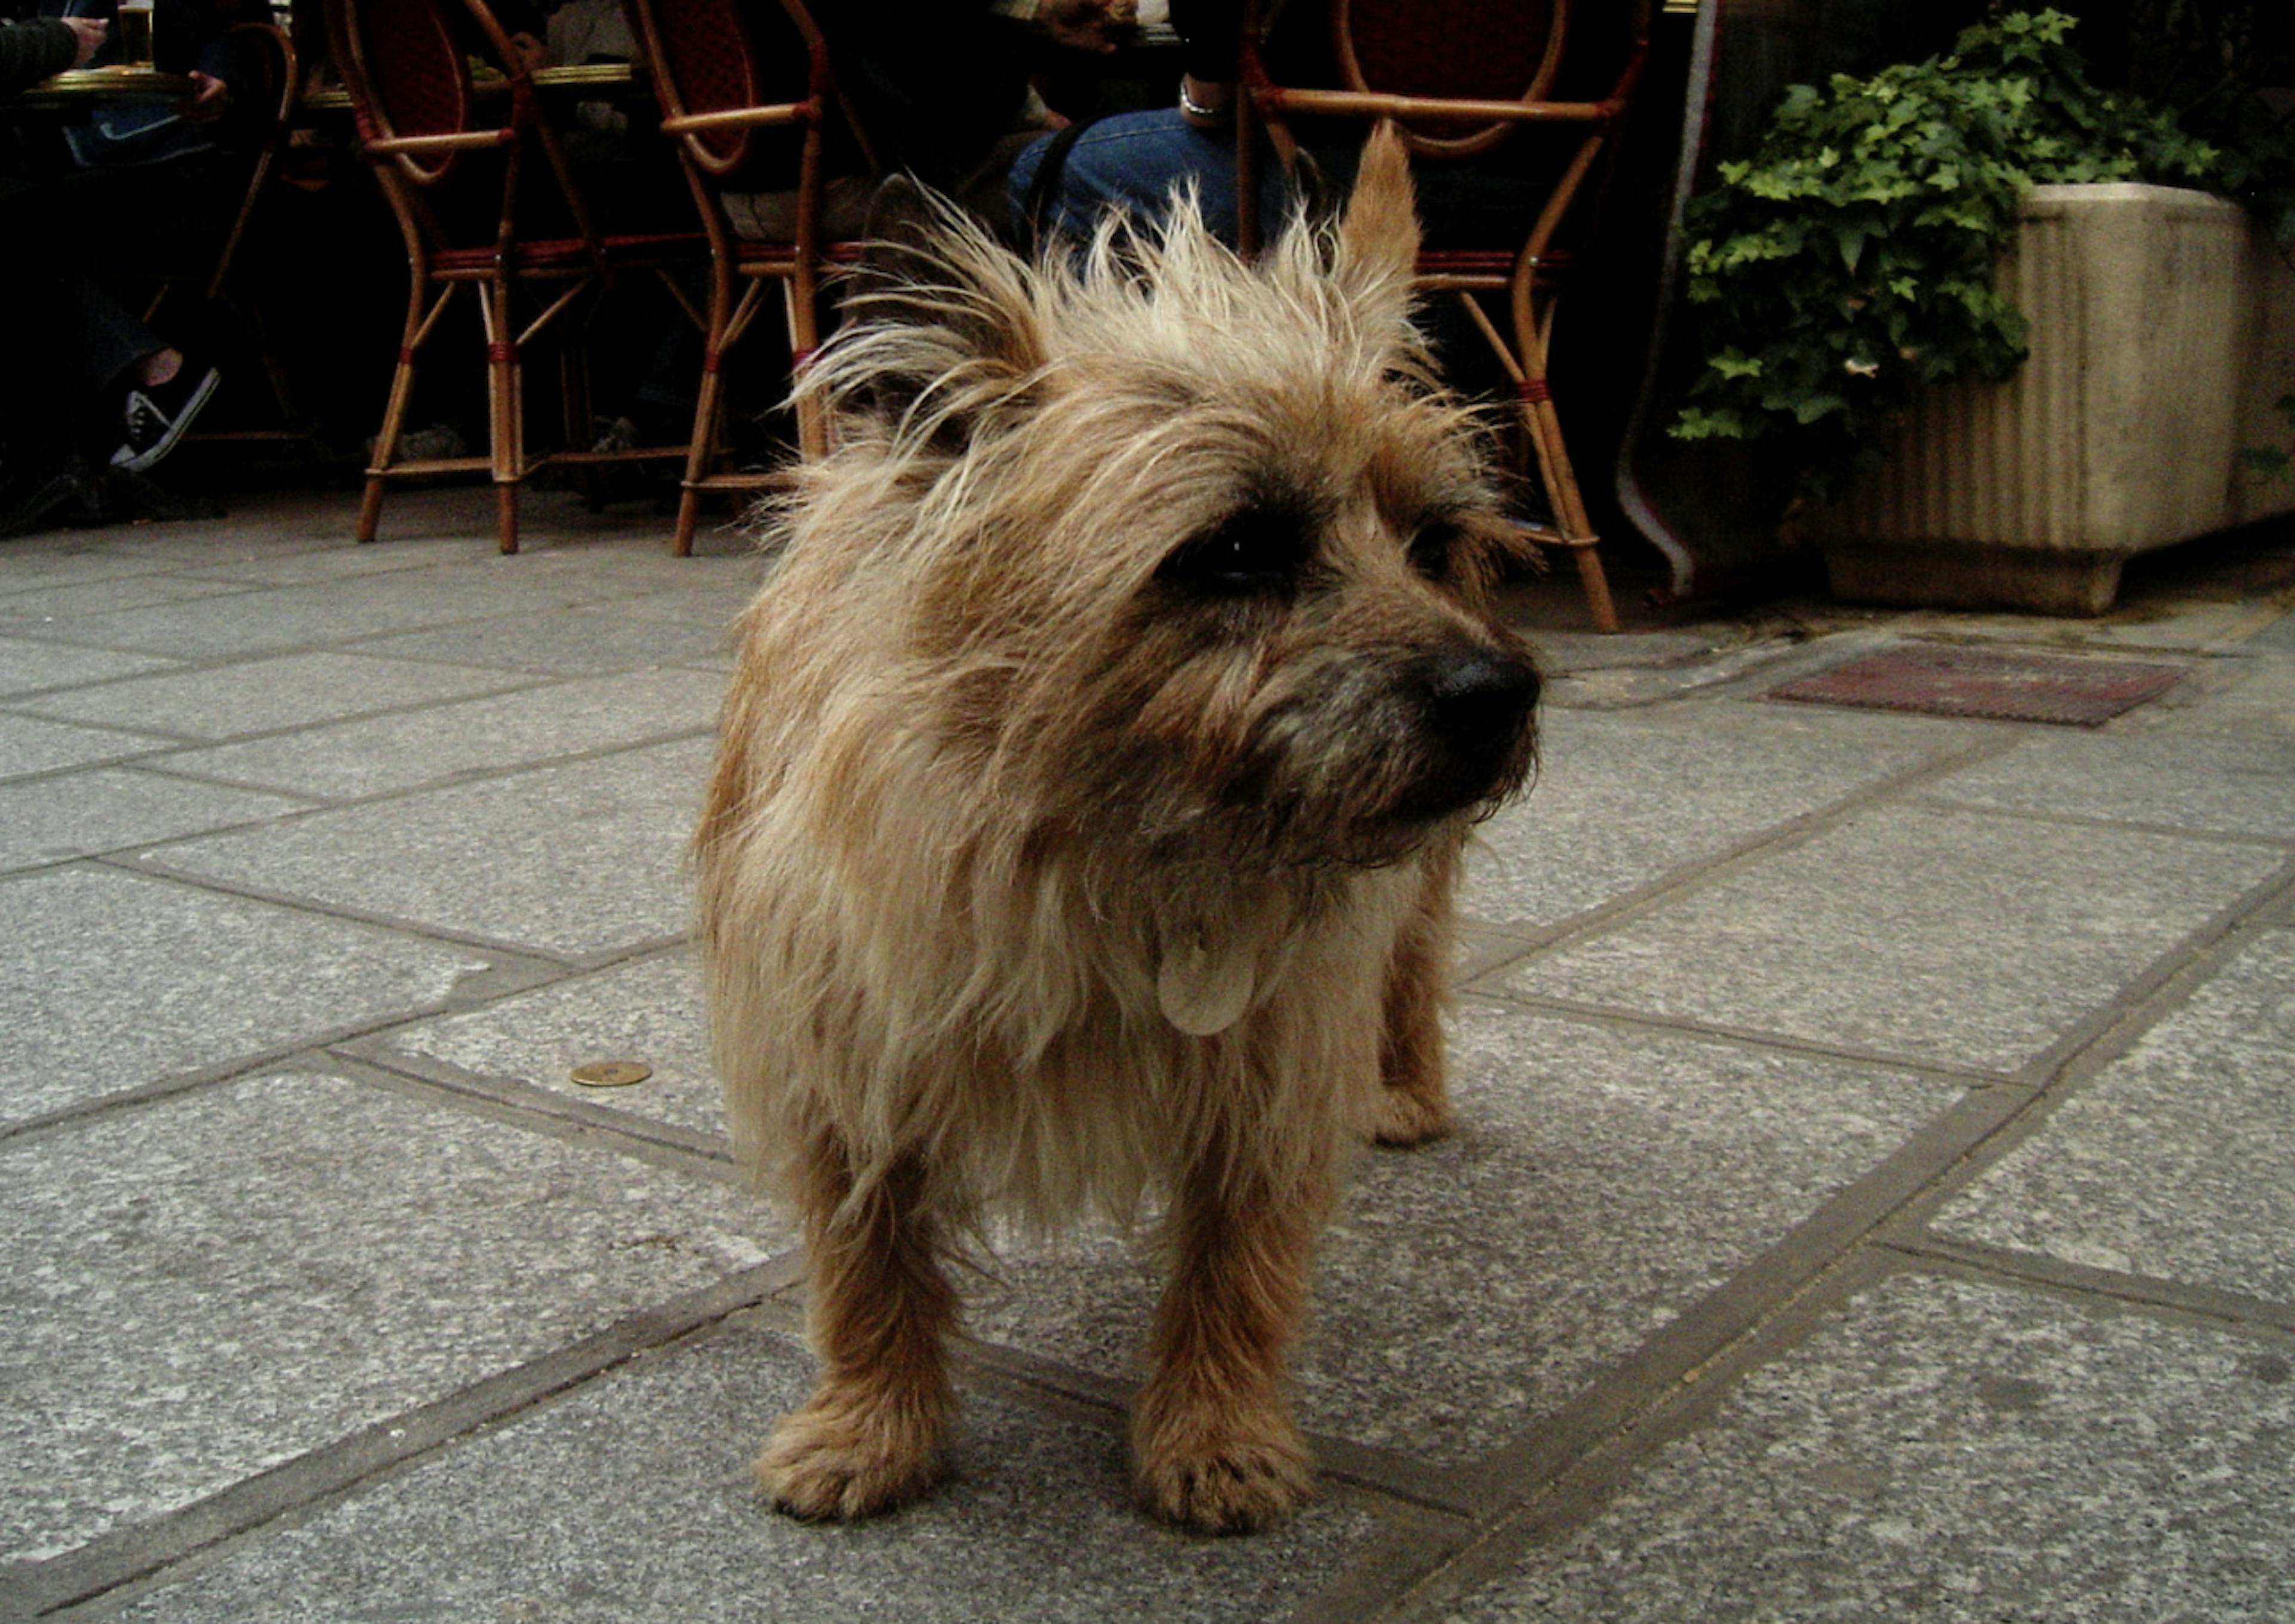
[
  {"x1": 1192, "y1": 650, "x2": 1538, "y2": 870},
  {"x1": 1250, "y1": 748, "x2": 1534, "y2": 870},
  {"x1": 1094, "y1": 695, "x2": 1536, "y2": 874}
]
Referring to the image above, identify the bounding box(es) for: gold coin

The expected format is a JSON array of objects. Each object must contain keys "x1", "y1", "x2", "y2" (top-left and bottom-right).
[{"x1": 570, "y1": 1060, "x2": 653, "y2": 1088}]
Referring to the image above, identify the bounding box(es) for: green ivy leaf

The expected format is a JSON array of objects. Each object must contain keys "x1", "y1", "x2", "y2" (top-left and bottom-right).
[{"x1": 1669, "y1": 8, "x2": 2229, "y2": 497}]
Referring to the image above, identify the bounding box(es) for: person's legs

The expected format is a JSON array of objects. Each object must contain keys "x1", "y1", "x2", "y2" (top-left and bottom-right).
[
  {"x1": 64, "y1": 276, "x2": 166, "y2": 400},
  {"x1": 1008, "y1": 109, "x2": 1294, "y2": 247}
]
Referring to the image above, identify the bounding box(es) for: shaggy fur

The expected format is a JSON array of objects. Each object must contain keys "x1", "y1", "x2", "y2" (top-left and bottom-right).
[{"x1": 695, "y1": 127, "x2": 1540, "y2": 1534}]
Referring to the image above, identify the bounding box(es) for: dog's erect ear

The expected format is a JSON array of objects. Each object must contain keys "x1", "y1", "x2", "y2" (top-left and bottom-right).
[
  {"x1": 1333, "y1": 122, "x2": 1421, "y2": 311},
  {"x1": 837, "y1": 174, "x2": 1045, "y2": 435}
]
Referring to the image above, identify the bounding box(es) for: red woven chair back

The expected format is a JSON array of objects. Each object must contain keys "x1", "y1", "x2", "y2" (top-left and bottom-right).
[
  {"x1": 640, "y1": 0, "x2": 814, "y2": 185},
  {"x1": 1335, "y1": 0, "x2": 1565, "y2": 155},
  {"x1": 332, "y1": 0, "x2": 473, "y2": 185}
]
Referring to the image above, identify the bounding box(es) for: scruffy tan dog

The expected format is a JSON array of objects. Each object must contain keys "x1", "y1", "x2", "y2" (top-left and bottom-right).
[{"x1": 696, "y1": 127, "x2": 1539, "y2": 1535}]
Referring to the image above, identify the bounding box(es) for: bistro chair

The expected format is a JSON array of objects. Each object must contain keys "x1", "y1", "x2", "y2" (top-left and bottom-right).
[
  {"x1": 1237, "y1": 0, "x2": 1651, "y2": 632},
  {"x1": 622, "y1": 0, "x2": 867, "y2": 555},
  {"x1": 324, "y1": 0, "x2": 704, "y2": 552}
]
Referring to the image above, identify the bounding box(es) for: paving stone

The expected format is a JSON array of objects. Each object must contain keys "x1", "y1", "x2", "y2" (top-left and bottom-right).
[
  {"x1": 0, "y1": 866, "x2": 486, "y2": 1128},
  {"x1": 506, "y1": 547, "x2": 764, "y2": 597},
  {"x1": 0, "y1": 573, "x2": 252, "y2": 623},
  {"x1": 83, "y1": 491, "x2": 486, "y2": 561},
  {"x1": 0, "y1": 712, "x2": 169, "y2": 781},
  {"x1": 1933, "y1": 929, "x2": 2295, "y2": 1299},
  {"x1": 0, "y1": 635, "x2": 176, "y2": 696},
  {"x1": 16, "y1": 565, "x2": 619, "y2": 662},
  {"x1": 106, "y1": 1317, "x2": 1374, "y2": 1624},
  {"x1": 965, "y1": 998, "x2": 1959, "y2": 1464},
  {"x1": 11, "y1": 652, "x2": 531, "y2": 741},
  {"x1": 1464, "y1": 702, "x2": 1978, "y2": 933},
  {"x1": 0, "y1": 769, "x2": 307, "y2": 875},
  {"x1": 141, "y1": 738, "x2": 710, "y2": 960},
  {"x1": 370, "y1": 952, "x2": 726, "y2": 1140},
  {"x1": 1523, "y1": 625, "x2": 1722, "y2": 677},
  {"x1": 2061, "y1": 601, "x2": 2270, "y2": 652},
  {"x1": 1503, "y1": 803, "x2": 2285, "y2": 1075},
  {"x1": 0, "y1": 1069, "x2": 778, "y2": 1565},
  {"x1": 153, "y1": 668, "x2": 721, "y2": 799},
  {"x1": 1893, "y1": 602, "x2": 2270, "y2": 655},
  {"x1": 1445, "y1": 1273, "x2": 2295, "y2": 1623},
  {"x1": 2250, "y1": 608, "x2": 2295, "y2": 652},
  {"x1": 1921, "y1": 726, "x2": 2295, "y2": 839},
  {"x1": 2150, "y1": 652, "x2": 2295, "y2": 739},
  {"x1": 0, "y1": 547, "x2": 170, "y2": 595},
  {"x1": 335, "y1": 490, "x2": 681, "y2": 555},
  {"x1": 353, "y1": 601, "x2": 737, "y2": 674},
  {"x1": 166, "y1": 537, "x2": 494, "y2": 586},
  {"x1": 614, "y1": 580, "x2": 766, "y2": 629}
]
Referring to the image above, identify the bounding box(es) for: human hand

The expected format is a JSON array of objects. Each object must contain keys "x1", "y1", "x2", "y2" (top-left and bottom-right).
[
  {"x1": 1039, "y1": 0, "x2": 1134, "y2": 54},
  {"x1": 183, "y1": 69, "x2": 230, "y2": 120},
  {"x1": 508, "y1": 31, "x2": 549, "y2": 74},
  {"x1": 63, "y1": 16, "x2": 107, "y2": 68}
]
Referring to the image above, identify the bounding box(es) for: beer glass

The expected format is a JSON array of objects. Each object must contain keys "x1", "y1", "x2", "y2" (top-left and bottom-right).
[{"x1": 117, "y1": 0, "x2": 155, "y2": 69}]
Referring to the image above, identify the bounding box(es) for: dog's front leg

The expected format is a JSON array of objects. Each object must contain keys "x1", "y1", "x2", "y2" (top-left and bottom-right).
[
  {"x1": 1375, "y1": 842, "x2": 1460, "y2": 1147},
  {"x1": 1131, "y1": 1147, "x2": 1328, "y2": 1534},
  {"x1": 760, "y1": 1137, "x2": 957, "y2": 1521}
]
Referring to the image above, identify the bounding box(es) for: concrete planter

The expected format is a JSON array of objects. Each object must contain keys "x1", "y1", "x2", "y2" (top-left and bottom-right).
[{"x1": 1811, "y1": 183, "x2": 2289, "y2": 615}]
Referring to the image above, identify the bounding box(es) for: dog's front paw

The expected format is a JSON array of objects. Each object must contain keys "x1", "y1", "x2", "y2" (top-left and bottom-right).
[
  {"x1": 755, "y1": 1387, "x2": 947, "y2": 1521},
  {"x1": 1134, "y1": 1423, "x2": 1314, "y2": 1535},
  {"x1": 1372, "y1": 1082, "x2": 1456, "y2": 1148}
]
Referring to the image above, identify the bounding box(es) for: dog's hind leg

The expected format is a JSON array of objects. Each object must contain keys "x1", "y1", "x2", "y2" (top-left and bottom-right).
[
  {"x1": 758, "y1": 1136, "x2": 958, "y2": 1521},
  {"x1": 1374, "y1": 844, "x2": 1461, "y2": 1148},
  {"x1": 1131, "y1": 1148, "x2": 1328, "y2": 1534}
]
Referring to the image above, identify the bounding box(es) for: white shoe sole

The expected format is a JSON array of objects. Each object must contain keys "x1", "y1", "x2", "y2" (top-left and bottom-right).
[{"x1": 113, "y1": 369, "x2": 221, "y2": 475}]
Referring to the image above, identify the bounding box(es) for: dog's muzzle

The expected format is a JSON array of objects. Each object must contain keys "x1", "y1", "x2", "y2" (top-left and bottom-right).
[{"x1": 1396, "y1": 647, "x2": 1538, "y2": 819}]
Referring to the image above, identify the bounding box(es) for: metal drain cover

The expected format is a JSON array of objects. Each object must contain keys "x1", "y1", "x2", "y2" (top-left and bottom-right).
[{"x1": 1767, "y1": 644, "x2": 2186, "y2": 726}]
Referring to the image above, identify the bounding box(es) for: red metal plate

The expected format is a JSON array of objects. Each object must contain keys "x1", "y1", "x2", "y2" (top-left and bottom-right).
[{"x1": 1767, "y1": 644, "x2": 2186, "y2": 727}]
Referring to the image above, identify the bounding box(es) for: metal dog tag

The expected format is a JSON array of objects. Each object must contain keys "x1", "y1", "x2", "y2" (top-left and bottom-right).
[{"x1": 1156, "y1": 935, "x2": 1256, "y2": 1037}]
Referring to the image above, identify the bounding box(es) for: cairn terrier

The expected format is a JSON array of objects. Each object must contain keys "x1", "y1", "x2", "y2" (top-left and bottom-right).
[{"x1": 695, "y1": 127, "x2": 1540, "y2": 1534}]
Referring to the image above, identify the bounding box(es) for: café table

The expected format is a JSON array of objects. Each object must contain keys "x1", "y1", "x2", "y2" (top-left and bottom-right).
[
  {"x1": 15, "y1": 65, "x2": 195, "y2": 107},
  {"x1": 299, "y1": 59, "x2": 634, "y2": 113}
]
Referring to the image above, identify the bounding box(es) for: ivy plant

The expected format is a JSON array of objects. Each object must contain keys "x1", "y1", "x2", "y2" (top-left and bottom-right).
[
  {"x1": 2120, "y1": 0, "x2": 2295, "y2": 252},
  {"x1": 1671, "y1": 10, "x2": 2216, "y2": 495}
]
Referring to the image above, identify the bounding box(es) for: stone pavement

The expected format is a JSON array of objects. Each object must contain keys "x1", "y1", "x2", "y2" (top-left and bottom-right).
[{"x1": 2, "y1": 486, "x2": 2292, "y2": 1622}]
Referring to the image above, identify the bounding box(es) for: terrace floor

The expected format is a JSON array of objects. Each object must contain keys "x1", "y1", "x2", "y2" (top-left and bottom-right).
[{"x1": 5, "y1": 486, "x2": 2293, "y2": 1622}]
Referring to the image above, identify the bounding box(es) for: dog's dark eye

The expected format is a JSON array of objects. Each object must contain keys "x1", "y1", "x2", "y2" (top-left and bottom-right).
[
  {"x1": 1409, "y1": 519, "x2": 1461, "y2": 582},
  {"x1": 1158, "y1": 506, "x2": 1306, "y2": 596}
]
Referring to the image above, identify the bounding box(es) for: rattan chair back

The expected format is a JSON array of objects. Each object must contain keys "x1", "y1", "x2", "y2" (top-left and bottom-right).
[
  {"x1": 328, "y1": 0, "x2": 474, "y2": 189},
  {"x1": 1334, "y1": 0, "x2": 1566, "y2": 158}
]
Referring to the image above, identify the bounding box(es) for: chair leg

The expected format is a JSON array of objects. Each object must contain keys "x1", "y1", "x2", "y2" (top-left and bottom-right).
[
  {"x1": 1570, "y1": 533, "x2": 1620, "y2": 635},
  {"x1": 784, "y1": 279, "x2": 827, "y2": 462},
  {"x1": 1519, "y1": 384, "x2": 1618, "y2": 634},
  {"x1": 485, "y1": 282, "x2": 522, "y2": 555},
  {"x1": 359, "y1": 348, "x2": 420, "y2": 546},
  {"x1": 1452, "y1": 287, "x2": 1619, "y2": 633},
  {"x1": 357, "y1": 476, "x2": 390, "y2": 548},
  {"x1": 675, "y1": 357, "x2": 726, "y2": 558}
]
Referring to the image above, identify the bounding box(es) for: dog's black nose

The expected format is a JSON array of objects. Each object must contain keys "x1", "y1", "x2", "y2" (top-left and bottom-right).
[{"x1": 1418, "y1": 648, "x2": 1538, "y2": 753}]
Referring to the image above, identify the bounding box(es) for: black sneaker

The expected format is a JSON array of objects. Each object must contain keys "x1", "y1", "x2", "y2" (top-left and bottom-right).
[
  {"x1": 0, "y1": 464, "x2": 81, "y2": 540},
  {"x1": 111, "y1": 364, "x2": 221, "y2": 474}
]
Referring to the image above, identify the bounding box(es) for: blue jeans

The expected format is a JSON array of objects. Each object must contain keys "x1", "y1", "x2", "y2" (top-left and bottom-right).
[{"x1": 1007, "y1": 109, "x2": 1295, "y2": 247}]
